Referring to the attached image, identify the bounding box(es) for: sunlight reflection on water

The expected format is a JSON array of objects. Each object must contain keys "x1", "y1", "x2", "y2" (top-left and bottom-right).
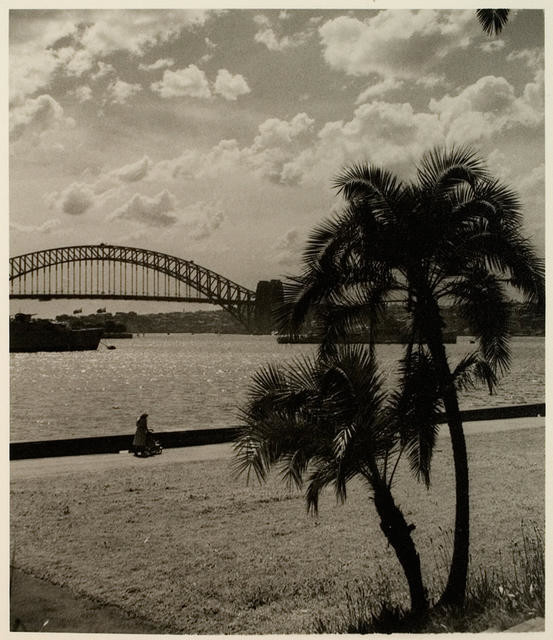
[{"x1": 10, "y1": 334, "x2": 544, "y2": 441}]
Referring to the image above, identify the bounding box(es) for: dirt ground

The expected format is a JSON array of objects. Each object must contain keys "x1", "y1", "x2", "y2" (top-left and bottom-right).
[{"x1": 10, "y1": 420, "x2": 545, "y2": 634}]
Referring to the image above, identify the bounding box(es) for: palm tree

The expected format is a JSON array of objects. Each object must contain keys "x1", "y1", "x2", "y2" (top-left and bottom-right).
[
  {"x1": 234, "y1": 344, "x2": 438, "y2": 613},
  {"x1": 275, "y1": 146, "x2": 544, "y2": 606},
  {"x1": 476, "y1": 9, "x2": 510, "y2": 35}
]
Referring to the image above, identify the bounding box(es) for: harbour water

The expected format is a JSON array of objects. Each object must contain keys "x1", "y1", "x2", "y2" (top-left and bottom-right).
[{"x1": 10, "y1": 334, "x2": 544, "y2": 442}]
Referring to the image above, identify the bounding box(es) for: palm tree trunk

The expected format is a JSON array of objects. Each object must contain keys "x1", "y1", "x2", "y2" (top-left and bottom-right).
[
  {"x1": 437, "y1": 380, "x2": 469, "y2": 607},
  {"x1": 423, "y1": 309, "x2": 469, "y2": 608},
  {"x1": 372, "y1": 477, "x2": 428, "y2": 613}
]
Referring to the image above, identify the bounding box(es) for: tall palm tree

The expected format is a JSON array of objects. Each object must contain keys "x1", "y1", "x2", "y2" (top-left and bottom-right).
[
  {"x1": 476, "y1": 9, "x2": 510, "y2": 35},
  {"x1": 234, "y1": 344, "x2": 439, "y2": 613},
  {"x1": 276, "y1": 146, "x2": 544, "y2": 606}
]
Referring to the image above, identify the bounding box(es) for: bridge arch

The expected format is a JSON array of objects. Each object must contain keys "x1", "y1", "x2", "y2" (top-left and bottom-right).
[{"x1": 9, "y1": 244, "x2": 259, "y2": 330}]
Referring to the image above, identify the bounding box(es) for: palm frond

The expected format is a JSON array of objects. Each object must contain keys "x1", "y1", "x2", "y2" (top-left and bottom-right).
[
  {"x1": 305, "y1": 462, "x2": 339, "y2": 514},
  {"x1": 387, "y1": 348, "x2": 442, "y2": 487},
  {"x1": 476, "y1": 177, "x2": 522, "y2": 230},
  {"x1": 451, "y1": 268, "x2": 512, "y2": 375},
  {"x1": 416, "y1": 146, "x2": 489, "y2": 193},
  {"x1": 234, "y1": 346, "x2": 394, "y2": 512},
  {"x1": 333, "y1": 163, "x2": 404, "y2": 213},
  {"x1": 452, "y1": 352, "x2": 498, "y2": 394},
  {"x1": 476, "y1": 9, "x2": 510, "y2": 35}
]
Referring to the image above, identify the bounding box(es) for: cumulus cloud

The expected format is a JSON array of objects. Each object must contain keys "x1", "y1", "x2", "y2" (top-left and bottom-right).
[
  {"x1": 10, "y1": 94, "x2": 75, "y2": 141},
  {"x1": 10, "y1": 10, "x2": 211, "y2": 102},
  {"x1": 47, "y1": 182, "x2": 96, "y2": 216},
  {"x1": 151, "y1": 65, "x2": 251, "y2": 101},
  {"x1": 139, "y1": 58, "x2": 175, "y2": 71},
  {"x1": 147, "y1": 63, "x2": 544, "y2": 191},
  {"x1": 247, "y1": 113, "x2": 316, "y2": 183},
  {"x1": 319, "y1": 10, "x2": 474, "y2": 80},
  {"x1": 149, "y1": 112, "x2": 315, "y2": 185},
  {"x1": 113, "y1": 155, "x2": 153, "y2": 182},
  {"x1": 255, "y1": 27, "x2": 293, "y2": 51},
  {"x1": 109, "y1": 190, "x2": 178, "y2": 227},
  {"x1": 107, "y1": 79, "x2": 142, "y2": 105},
  {"x1": 429, "y1": 73, "x2": 544, "y2": 143},
  {"x1": 253, "y1": 12, "x2": 312, "y2": 51},
  {"x1": 213, "y1": 69, "x2": 251, "y2": 101},
  {"x1": 356, "y1": 77, "x2": 404, "y2": 104},
  {"x1": 151, "y1": 65, "x2": 211, "y2": 98},
  {"x1": 284, "y1": 101, "x2": 444, "y2": 183}
]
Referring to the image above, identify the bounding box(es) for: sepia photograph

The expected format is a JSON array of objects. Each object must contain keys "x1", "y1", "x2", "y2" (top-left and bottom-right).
[{"x1": 8, "y1": 3, "x2": 546, "y2": 634}]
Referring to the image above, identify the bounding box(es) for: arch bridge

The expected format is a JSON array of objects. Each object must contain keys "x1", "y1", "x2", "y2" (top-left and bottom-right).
[{"x1": 9, "y1": 244, "x2": 282, "y2": 333}]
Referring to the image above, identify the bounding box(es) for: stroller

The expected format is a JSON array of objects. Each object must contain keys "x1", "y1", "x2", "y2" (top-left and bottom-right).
[{"x1": 130, "y1": 430, "x2": 163, "y2": 457}]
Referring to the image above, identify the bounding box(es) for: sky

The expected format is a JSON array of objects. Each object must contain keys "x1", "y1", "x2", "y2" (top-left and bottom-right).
[{"x1": 8, "y1": 5, "x2": 546, "y2": 314}]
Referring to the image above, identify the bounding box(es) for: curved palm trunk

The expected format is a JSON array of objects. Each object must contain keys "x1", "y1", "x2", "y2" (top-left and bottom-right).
[
  {"x1": 371, "y1": 475, "x2": 428, "y2": 613},
  {"x1": 423, "y1": 307, "x2": 469, "y2": 607}
]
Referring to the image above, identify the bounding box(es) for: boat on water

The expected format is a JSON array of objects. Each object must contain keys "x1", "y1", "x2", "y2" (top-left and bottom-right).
[{"x1": 10, "y1": 313, "x2": 104, "y2": 353}]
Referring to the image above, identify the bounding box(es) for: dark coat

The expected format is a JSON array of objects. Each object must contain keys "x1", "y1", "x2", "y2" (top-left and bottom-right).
[{"x1": 133, "y1": 415, "x2": 148, "y2": 448}]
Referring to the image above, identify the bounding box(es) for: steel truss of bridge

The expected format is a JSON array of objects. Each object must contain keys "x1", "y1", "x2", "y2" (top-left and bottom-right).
[{"x1": 9, "y1": 244, "x2": 260, "y2": 330}]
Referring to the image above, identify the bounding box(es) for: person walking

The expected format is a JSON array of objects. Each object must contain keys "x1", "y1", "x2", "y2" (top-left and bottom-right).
[{"x1": 132, "y1": 412, "x2": 149, "y2": 456}]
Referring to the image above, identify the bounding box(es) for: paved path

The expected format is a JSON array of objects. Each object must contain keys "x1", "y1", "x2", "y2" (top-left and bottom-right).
[{"x1": 10, "y1": 417, "x2": 543, "y2": 481}]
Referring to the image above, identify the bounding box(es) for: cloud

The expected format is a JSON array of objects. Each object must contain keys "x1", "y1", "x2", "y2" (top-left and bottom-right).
[
  {"x1": 10, "y1": 94, "x2": 75, "y2": 141},
  {"x1": 480, "y1": 39, "x2": 505, "y2": 53},
  {"x1": 416, "y1": 73, "x2": 449, "y2": 89},
  {"x1": 107, "y1": 79, "x2": 142, "y2": 105},
  {"x1": 178, "y1": 201, "x2": 225, "y2": 240},
  {"x1": 109, "y1": 190, "x2": 178, "y2": 227},
  {"x1": 429, "y1": 73, "x2": 544, "y2": 143},
  {"x1": 9, "y1": 10, "x2": 212, "y2": 102},
  {"x1": 90, "y1": 61, "x2": 116, "y2": 80},
  {"x1": 113, "y1": 155, "x2": 153, "y2": 182},
  {"x1": 9, "y1": 16, "x2": 78, "y2": 103},
  {"x1": 150, "y1": 139, "x2": 245, "y2": 181},
  {"x1": 78, "y1": 10, "x2": 210, "y2": 58},
  {"x1": 47, "y1": 182, "x2": 97, "y2": 216},
  {"x1": 247, "y1": 113, "x2": 316, "y2": 183},
  {"x1": 255, "y1": 28, "x2": 293, "y2": 51},
  {"x1": 356, "y1": 77, "x2": 404, "y2": 104},
  {"x1": 273, "y1": 228, "x2": 303, "y2": 265},
  {"x1": 151, "y1": 65, "x2": 211, "y2": 99},
  {"x1": 506, "y1": 47, "x2": 543, "y2": 70},
  {"x1": 284, "y1": 101, "x2": 443, "y2": 184},
  {"x1": 253, "y1": 12, "x2": 312, "y2": 51},
  {"x1": 213, "y1": 69, "x2": 251, "y2": 101},
  {"x1": 319, "y1": 10, "x2": 474, "y2": 80},
  {"x1": 147, "y1": 62, "x2": 544, "y2": 191},
  {"x1": 139, "y1": 58, "x2": 175, "y2": 71},
  {"x1": 10, "y1": 218, "x2": 62, "y2": 234},
  {"x1": 149, "y1": 113, "x2": 315, "y2": 185},
  {"x1": 151, "y1": 65, "x2": 251, "y2": 101},
  {"x1": 72, "y1": 85, "x2": 93, "y2": 102}
]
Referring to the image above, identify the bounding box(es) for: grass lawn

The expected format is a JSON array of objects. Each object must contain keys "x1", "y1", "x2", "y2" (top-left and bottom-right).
[{"x1": 10, "y1": 426, "x2": 544, "y2": 634}]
